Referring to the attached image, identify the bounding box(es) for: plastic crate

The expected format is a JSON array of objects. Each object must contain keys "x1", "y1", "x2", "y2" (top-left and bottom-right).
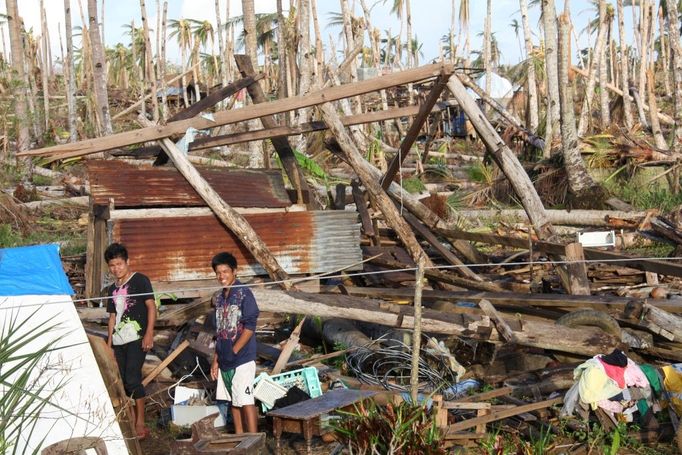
[
  {"x1": 253, "y1": 367, "x2": 322, "y2": 412},
  {"x1": 253, "y1": 375, "x2": 288, "y2": 409}
]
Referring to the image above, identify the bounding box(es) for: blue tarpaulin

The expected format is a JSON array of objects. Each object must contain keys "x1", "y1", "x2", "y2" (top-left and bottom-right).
[{"x1": 0, "y1": 244, "x2": 74, "y2": 296}]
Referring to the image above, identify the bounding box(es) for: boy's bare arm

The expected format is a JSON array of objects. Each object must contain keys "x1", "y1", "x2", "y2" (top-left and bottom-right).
[
  {"x1": 107, "y1": 313, "x2": 116, "y2": 347},
  {"x1": 142, "y1": 298, "x2": 156, "y2": 351}
]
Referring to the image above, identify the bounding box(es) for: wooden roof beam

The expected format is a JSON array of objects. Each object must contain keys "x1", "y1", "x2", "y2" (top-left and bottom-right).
[{"x1": 19, "y1": 62, "x2": 454, "y2": 159}]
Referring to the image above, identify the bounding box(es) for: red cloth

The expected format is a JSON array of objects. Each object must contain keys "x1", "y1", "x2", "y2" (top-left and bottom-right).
[{"x1": 599, "y1": 357, "x2": 626, "y2": 388}]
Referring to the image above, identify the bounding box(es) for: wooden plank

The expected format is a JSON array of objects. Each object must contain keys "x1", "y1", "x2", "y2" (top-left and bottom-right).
[
  {"x1": 351, "y1": 179, "x2": 377, "y2": 241},
  {"x1": 189, "y1": 104, "x2": 427, "y2": 151},
  {"x1": 445, "y1": 397, "x2": 563, "y2": 433},
  {"x1": 402, "y1": 210, "x2": 486, "y2": 282},
  {"x1": 156, "y1": 136, "x2": 292, "y2": 288},
  {"x1": 335, "y1": 286, "x2": 680, "y2": 312},
  {"x1": 456, "y1": 387, "x2": 514, "y2": 403},
  {"x1": 20, "y1": 62, "x2": 454, "y2": 158},
  {"x1": 381, "y1": 72, "x2": 452, "y2": 189},
  {"x1": 438, "y1": 228, "x2": 682, "y2": 279},
  {"x1": 271, "y1": 317, "x2": 306, "y2": 375},
  {"x1": 142, "y1": 339, "x2": 190, "y2": 386},
  {"x1": 477, "y1": 299, "x2": 516, "y2": 343},
  {"x1": 443, "y1": 402, "x2": 492, "y2": 410}
]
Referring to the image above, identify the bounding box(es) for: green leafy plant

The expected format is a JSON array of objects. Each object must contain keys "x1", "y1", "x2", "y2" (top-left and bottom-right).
[
  {"x1": 0, "y1": 311, "x2": 70, "y2": 454},
  {"x1": 333, "y1": 398, "x2": 446, "y2": 454}
]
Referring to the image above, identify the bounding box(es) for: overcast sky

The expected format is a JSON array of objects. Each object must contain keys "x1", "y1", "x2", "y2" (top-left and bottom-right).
[{"x1": 1, "y1": 0, "x2": 640, "y2": 68}]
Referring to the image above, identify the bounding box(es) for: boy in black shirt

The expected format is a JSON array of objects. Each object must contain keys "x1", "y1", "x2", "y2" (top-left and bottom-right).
[{"x1": 105, "y1": 243, "x2": 156, "y2": 440}]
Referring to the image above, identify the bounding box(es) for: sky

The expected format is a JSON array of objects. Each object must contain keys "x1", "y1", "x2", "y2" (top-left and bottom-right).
[{"x1": 0, "y1": 0, "x2": 641, "y2": 68}]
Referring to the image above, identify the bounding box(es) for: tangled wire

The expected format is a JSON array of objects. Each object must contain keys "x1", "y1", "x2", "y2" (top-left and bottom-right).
[{"x1": 345, "y1": 337, "x2": 463, "y2": 400}]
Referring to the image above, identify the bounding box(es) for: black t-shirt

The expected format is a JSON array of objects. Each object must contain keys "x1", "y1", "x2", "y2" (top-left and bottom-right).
[{"x1": 106, "y1": 272, "x2": 154, "y2": 337}]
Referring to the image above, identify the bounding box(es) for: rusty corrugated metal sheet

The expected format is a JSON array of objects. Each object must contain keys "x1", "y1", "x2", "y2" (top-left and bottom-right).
[
  {"x1": 110, "y1": 211, "x2": 362, "y2": 281},
  {"x1": 87, "y1": 160, "x2": 291, "y2": 208}
]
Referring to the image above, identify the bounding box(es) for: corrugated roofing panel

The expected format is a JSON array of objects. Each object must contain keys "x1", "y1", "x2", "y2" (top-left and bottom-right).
[
  {"x1": 110, "y1": 211, "x2": 362, "y2": 282},
  {"x1": 87, "y1": 160, "x2": 291, "y2": 208}
]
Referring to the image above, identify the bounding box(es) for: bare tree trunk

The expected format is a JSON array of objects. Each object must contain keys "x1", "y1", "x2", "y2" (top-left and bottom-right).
[
  {"x1": 406, "y1": 0, "x2": 413, "y2": 67},
  {"x1": 297, "y1": 0, "x2": 313, "y2": 121},
  {"x1": 340, "y1": 0, "x2": 357, "y2": 83},
  {"x1": 520, "y1": 0, "x2": 539, "y2": 132},
  {"x1": 598, "y1": 25, "x2": 610, "y2": 129},
  {"x1": 577, "y1": 0, "x2": 609, "y2": 137},
  {"x1": 310, "y1": 0, "x2": 324, "y2": 87},
  {"x1": 6, "y1": 0, "x2": 29, "y2": 154},
  {"x1": 542, "y1": 0, "x2": 561, "y2": 156},
  {"x1": 559, "y1": 12, "x2": 597, "y2": 198},
  {"x1": 215, "y1": 0, "x2": 227, "y2": 90},
  {"x1": 159, "y1": 1, "x2": 168, "y2": 122},
  {"x1": 665, "y1": 0, "x2": 682, "y2": 151},
  {"x1": 88, "y1": 0, "x2": 113, "y2": 135},
  {"x1": 242, "y1": 0, "x2": 265, "y2": 167},
  {"x1": 638, "y1": 0, "x2": 650, "y2": 107},
  {"x1": 64, "y1": 0, "x2": 77, "y2": 141},
  {"x1": 483, "y1": 0, "x2": 492, "y2": 116},
  {"x1": 276, "y1": 0, "x2": 287, "y2": 100},
  {"x1": 140, "y1": 0, "x2": 159, "y2": 122},
  {"x1": 617, "y1": 0, "x2": 633, "y2": 129},
  {"x1": 450, "y1": 0, "x2": 457, "y2": 62},
  {"x1": 40, "y1": 0, "x2": 50, "y2": 132},
  {"x1": 658, "y1": 5, "x2": 671, "y2": 95},
  {"x1": 647, "y1": 69, "x2": 667, "y2": 149}
]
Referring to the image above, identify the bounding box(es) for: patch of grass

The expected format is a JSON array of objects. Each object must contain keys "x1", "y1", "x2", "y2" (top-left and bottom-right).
[
  {"x1": 402, "y1": 177, "x2": 426, "y2": 194},
  {"x1": 605, "y1": 181, "x2": 682, "y2": 213},
  {"x1": 31, "y1": 174, "x2": 53, "y2": 186}
]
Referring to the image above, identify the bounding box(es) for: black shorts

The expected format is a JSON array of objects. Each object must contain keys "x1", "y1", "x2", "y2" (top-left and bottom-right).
[{"x1": 113, "y1": 339, "x2": 146, "y2": 399}]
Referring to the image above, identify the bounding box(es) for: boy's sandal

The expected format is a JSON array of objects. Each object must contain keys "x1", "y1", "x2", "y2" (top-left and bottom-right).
[{"x1": 137, "y1": 426, "x2": 151, "y2": 440}]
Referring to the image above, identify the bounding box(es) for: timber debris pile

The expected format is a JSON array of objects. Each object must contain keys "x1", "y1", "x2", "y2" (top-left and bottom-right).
[{"x1": 6, "y1": 3, "x2": 682, "y2": 449}]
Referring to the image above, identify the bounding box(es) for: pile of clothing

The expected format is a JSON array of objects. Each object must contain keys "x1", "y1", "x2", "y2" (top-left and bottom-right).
[{"x1": 561, "y1": 349, "x2": 663, "y2": 423}]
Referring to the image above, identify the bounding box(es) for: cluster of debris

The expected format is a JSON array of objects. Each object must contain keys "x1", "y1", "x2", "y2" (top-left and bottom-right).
[{"x1": 11, "y1": 55, "x2": 682, "y2": 453}]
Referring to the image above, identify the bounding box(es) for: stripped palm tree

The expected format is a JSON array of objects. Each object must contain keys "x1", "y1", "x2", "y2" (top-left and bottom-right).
[{"x1": 168, "y1": 18, "x2": 192, "y2": 106}]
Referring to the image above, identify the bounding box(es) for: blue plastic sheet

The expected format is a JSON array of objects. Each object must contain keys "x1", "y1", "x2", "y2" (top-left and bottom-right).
[{"x1": 0, "y1": 244, "x2": 74, "y2": 296}]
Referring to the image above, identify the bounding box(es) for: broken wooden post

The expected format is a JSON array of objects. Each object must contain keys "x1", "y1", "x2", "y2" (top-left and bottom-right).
[
  {"x1": 234, "y1": 54, "x2": 310, "y2": 204},
  {"x1": 477, "y1": 299, "x2": 516, "y2": 343},
  {"x1": 446, "y1": 74, "x2": 555, "y2": 239},
  {"x1": 381, "y1": 71, "x2": 452, "y2": 189},
  {"x1": 319, "y1": 102, "x2": 431, "y2": 265},
  {"x1": 410, "y1": 255, "x2": 426, "y2": 402},
  {"x1": 271, "y1": 316, "x2": 306, "y2": 375},
  {"x1": 565, "y1": 242, "x2": 591, "y2": 295},
  {"x1": 157, "y1": 137, "x2": 292, "y2": 289}
]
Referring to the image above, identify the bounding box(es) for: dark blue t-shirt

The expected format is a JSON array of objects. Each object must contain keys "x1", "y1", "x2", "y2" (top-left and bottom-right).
[{"x1": 214, "y1": 280, "x2": 259, "y2": 370}]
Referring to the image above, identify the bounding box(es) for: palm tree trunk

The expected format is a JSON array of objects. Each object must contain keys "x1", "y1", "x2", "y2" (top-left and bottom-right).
[
  {"x1": 665, "y1": 0, "x2": 682, "y2": 151},
  {"x1": 88, "y1": 0, "x2": 113, "y2": 136},
  {"x1": 40, "y1": 0, "x2": 50, "y2": 132},
  {"x1": 541, "y1": 0, "x2": 561, "y2": 155},
  {"x1": 297, "y1": 0, "x2": 313, "y2": 123},
  {"x1": 311, "y1": 0, "x2": 324, "y2": 87},
  {"x1": 658, "y1": 5, "x2": 671, "y2": 95},
  {"x1": 520, "y1": 0, "x2": 539, "y2": 132},
  {"x1": 64, "y1": 0, "x2": 77, "y2": 141},
  {"x1": 359, "y1": 0, "x2": 378, "y2": 67},
  {"x1": 638, "y1": 0, "x2": 650, "y2": 107},
  {"x1": 214, "y1": 0, "x2": 227, "y2": 89},
  {"x1": 276, "y1": 0, "x2": 287, "y2": 99},
  {"x1": 647, "y1": 68, "x2": 667, "y2": 150},
  {"x1": 340, "y1": 0, "x2": 357, "y2": 81},
  {"x1": 140, "y1": 0, "x2": 159, "y2": 122},
  {"x1": 598, "y1": 26, "x2": 610, "y2": 129},
  {"x1": 483, "y1": 0, "x2": 492, "y2": 116},
  {"x1": 558, "y1": 11, "x2": 596, "y2": 198},
  {"x1": 461, "y1": 0, "x2": 470, "y2": 67},
  {"x1": 242, "y1": 0, "x2": 264, "y2": 167},
  {"x1": 159, "y1": 0, "x2": 168, "y2": 121},
  {"x1": 6, "y1": 0, "x2": 29, "y2": 154},
  {"x1": 450, "y1": 0, "x2": 457, "y2": 62},
  {"x1": 577, "y1": 0, "x2": 609, "y2": 137},
  {"x1": 406, "y1": 0, "x2": 413, "y2": 67},
  {"x1": 616, "y1": 0, "x2": 633, "y2": 128}
]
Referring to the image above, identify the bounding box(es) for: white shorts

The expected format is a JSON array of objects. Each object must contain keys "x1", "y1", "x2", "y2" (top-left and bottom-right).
[{"x1": 218, "y1": 361, "x2": 256, "y2": 407}]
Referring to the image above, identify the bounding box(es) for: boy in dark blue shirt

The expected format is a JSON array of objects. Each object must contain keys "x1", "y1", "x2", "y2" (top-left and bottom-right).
[{"x1": 209, "y1": 252, "x2": 259, "y2": 433}]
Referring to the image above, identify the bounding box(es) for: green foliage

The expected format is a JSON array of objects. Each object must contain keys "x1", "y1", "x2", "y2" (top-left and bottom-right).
[
  {"x1": 0, "y1": 312, "x2": 68, "y2": 454},
  {"x1": 293, "y1": 149, "x2": 330, "y2": 182},
  {"x1": 333, "y1": 398, "x2": 446, "y2": 455},
  {"x1": 401, "y1": 177, "x2": 426, "y2": 194},
  {"x1": 466, "y1": 161, "x2": 495, "y2": 185},
  {"x1": 154, "y1": 292, "x2": 177, "y2": 310},
  {"x1": 605, "y1": 180, "x2": 682, "y2": 213}
]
